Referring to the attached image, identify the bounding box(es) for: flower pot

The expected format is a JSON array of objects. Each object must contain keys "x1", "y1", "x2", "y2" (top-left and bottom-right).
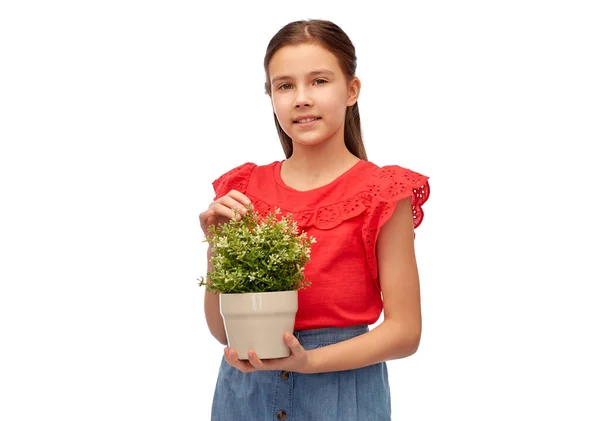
[{"x1": 220, "y1": 290, "x2": 298, "y2": 360}]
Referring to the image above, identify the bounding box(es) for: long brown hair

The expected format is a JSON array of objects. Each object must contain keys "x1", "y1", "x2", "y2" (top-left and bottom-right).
[{"x1": 263, "y1": 19, "x2": 368, "y2": 161}]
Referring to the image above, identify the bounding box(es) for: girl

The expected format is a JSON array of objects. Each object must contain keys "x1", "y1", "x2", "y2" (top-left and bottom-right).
[{"x1": 199, "y1": 19, "x2": 430, "y2": 421}]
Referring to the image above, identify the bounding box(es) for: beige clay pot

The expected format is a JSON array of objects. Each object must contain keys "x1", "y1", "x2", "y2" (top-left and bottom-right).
[{"x1": 220, "y1": 290, "x2": 298, "y2": 360}]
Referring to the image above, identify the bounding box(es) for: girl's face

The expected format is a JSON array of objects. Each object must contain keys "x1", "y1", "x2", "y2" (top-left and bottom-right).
[{"x1": 268, "y1": 43, "x2": 360, "y2": 147}]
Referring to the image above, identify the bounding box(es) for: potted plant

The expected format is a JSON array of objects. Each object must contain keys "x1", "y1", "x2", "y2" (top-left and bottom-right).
[{"x1": 198, "y1": 205, "x2": 316, "y2": 360}]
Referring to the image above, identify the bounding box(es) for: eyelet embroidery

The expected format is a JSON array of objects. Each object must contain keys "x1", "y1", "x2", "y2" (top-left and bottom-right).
[
  {"x1": 213, "y1": 162, "x2": 430, "y2": 289},
  {"x1": 212, "y1": 162, "x2": 257, "y2": 200},
  {"x1": 251, "y1": 198, "x2": 276, "y2": 218},
  {"x1": 363, "y1": 166, "x2": 430, "y2": 286},
  {"x1": 413, "y1": 182, "x2": 430, "y2": 206},
  {"x1": 412, "y1": 182, "x2": 430, "y2": 227},
  {"x1": 247, "y1": 194, "x2": 369, "y2": 230},
  {"x1": 295, "y1": 210, "x2": 313, "y2": 227},
  {"x1": 316, "y1": 205, "x2": 340, "y2": 230}
]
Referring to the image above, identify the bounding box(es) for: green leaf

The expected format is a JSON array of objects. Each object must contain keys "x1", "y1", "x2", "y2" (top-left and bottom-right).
[{"x1": 200, "y1": 204, "x2": 315, "y2": 294}]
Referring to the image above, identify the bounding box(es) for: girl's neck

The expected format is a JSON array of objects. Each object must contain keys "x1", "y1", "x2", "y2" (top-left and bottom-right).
[{"x1": 282, "y1": 137, "x2": 361, "y2": 188}]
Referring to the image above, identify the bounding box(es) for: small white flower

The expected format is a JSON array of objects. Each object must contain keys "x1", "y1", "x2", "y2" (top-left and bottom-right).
[{"x1": 216, "y1": 237, "x2": 229, "y2": 248}]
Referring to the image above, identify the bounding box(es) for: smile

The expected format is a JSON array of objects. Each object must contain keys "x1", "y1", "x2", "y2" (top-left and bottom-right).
[{"x1": 294, "y1": 117, "x2": 321, "y2": 124}]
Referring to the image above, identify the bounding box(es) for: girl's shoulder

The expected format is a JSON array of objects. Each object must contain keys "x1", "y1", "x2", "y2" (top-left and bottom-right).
[
  {"x1": 361, "y1": 160, "x2": 430, "y2": 229},
  {"x1": 211, "y1": 161, "x2": 278, "y2": 200},
  {"x1": 347, "y1": 159, "x2": 430, "y2": 227},
  {"x1": 361, "y1": 160, "x2": 430, "y2": 201}
]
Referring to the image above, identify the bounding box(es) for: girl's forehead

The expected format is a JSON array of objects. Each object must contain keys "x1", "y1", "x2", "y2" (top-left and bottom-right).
[{"x1": 269, "y1": 43, "x2": 341, "y2": 77}]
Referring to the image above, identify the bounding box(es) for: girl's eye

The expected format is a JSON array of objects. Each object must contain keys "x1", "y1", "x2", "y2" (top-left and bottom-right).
[{"x1": 277, "y1": 79, "x2": 327, "y2": 90}]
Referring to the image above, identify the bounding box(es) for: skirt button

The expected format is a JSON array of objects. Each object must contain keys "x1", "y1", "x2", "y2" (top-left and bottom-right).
[
  {"x1": 281, "y1": 370, "x2": 290, "y2": 380},
  {"x1": 277, "y1": 410, "x2": 287, "y2": 420}
]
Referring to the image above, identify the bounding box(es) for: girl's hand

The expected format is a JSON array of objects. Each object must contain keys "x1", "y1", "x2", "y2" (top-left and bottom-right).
[
  {"x1": 224, "y1": 332, "x2": 311, "y2": 374},
  {"x1": 199, "y1": 189, "x2": 252, "y2": 237}
]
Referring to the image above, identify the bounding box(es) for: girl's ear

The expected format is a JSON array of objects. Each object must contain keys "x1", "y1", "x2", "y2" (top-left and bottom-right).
[{"x1": 346, "y1": 76, "x2": 361, "y2": 107}]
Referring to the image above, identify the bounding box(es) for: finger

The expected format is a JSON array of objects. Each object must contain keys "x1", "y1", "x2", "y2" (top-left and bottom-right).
[
  {"x1": 284, "y1": 332, "x2": 303, "y2": 355},
  {"x1": 211, "y1": 201, "x2": 242, "y2": 221},
  {"x1": 224, "y1": 348, "x2": 241, "y2": 369},
  {"x1": 217, "y1": 195, "x2": 249, "y2": 211},
  {"x1": 227, "y1": 190, "x2": 252, "y2": 208},
  {"x1": 200, "y1": 209, "x2": 217, "y2": 233},
  {"x1": 214, "y1": 198, "x2": 249, "y2": 220},
  {"x1": 199, "y1": 208, "x2": 215, "y2": 222},
  {"x1": 224, "y1": 347, "x2": 233, "y2": 365},
  {"x1": 200, "y1": 209, "x2": 215, "y2": 223},
  {"x1": 247, "y1": 350, "x2": 267, "y2": 369},
  {"x1": 227, "y1": 348, "x2": 255, "y2": 373}
]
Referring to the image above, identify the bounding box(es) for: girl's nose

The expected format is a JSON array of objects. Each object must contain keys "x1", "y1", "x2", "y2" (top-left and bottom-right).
[{"x1": 293, "y1": 88, "x2": 313, "y2": 108}]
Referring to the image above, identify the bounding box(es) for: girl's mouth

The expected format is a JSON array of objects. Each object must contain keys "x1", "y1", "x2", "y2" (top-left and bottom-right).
[{"x1": 294, "y1": 117, "x2": 321, "y2": 125}]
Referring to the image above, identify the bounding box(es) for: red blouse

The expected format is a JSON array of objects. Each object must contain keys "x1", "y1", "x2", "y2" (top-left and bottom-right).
[{"x1": 212, "y1": 159, "x2": 430, "y2": 331}]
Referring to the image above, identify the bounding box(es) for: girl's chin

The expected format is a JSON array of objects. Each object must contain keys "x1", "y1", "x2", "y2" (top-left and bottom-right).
[{"x1": 290, "y1": 133, "x2": 327, "y2": 143}]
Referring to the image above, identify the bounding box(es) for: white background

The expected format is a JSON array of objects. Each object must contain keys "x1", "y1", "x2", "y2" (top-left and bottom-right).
[{"x1": 1, "y1": 0, "x2": 599, "y2": 419}]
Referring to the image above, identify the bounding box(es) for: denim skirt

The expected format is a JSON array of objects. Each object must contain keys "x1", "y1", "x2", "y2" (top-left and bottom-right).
[{"x1": 210, "y1": 324, "x2": 391, "y2": 420}]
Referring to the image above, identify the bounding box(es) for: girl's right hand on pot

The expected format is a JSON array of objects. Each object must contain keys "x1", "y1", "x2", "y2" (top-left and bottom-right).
[{"x1": 199, "y1": 189, "x2": 252, "y2": 237}]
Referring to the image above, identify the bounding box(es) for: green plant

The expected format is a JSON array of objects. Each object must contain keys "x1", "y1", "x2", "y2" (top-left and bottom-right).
[{"x1": 198, "y1": 205, "x2": 316, "y2": 294}]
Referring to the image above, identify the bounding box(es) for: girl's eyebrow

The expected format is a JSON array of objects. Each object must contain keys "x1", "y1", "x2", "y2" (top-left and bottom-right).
[{"x1": 271, "y1": 69, "x2": 334, "y2": 85}]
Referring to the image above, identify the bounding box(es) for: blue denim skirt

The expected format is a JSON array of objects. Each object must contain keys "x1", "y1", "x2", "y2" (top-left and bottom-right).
[{"x1": 210, "y1": 324, "x2": 391, "y2": 420}]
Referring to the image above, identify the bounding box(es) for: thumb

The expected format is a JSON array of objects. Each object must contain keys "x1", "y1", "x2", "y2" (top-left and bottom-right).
[{"x1": 284, "y1": 332, "x2": 302, "y2": 353}]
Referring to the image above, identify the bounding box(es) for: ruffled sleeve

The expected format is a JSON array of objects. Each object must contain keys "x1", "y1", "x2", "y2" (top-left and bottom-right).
[
  {"x1": 212, "y1": 162, "x2": 257, "y2": 200},
  {"x1": 362, "y1": 165, "x2": 430, "y2": 285}
]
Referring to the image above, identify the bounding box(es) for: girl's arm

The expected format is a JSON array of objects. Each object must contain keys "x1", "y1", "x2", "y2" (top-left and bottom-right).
[
  {"x1": 306, "y1": 197, "x2": 422, "y2": 373},
  {"x1": 204, "y1": 248, "x2": 229, "y2": 345}
]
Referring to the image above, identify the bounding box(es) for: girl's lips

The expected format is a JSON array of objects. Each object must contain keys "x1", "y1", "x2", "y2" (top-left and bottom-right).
[{"x1": 294, "y1": 117, "x2": 321, "y2": 127}]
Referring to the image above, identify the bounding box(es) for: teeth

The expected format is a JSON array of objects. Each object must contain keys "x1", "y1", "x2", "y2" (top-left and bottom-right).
[{"x1": 297, "y1": 118, "x2": 318, "y2": 123}]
